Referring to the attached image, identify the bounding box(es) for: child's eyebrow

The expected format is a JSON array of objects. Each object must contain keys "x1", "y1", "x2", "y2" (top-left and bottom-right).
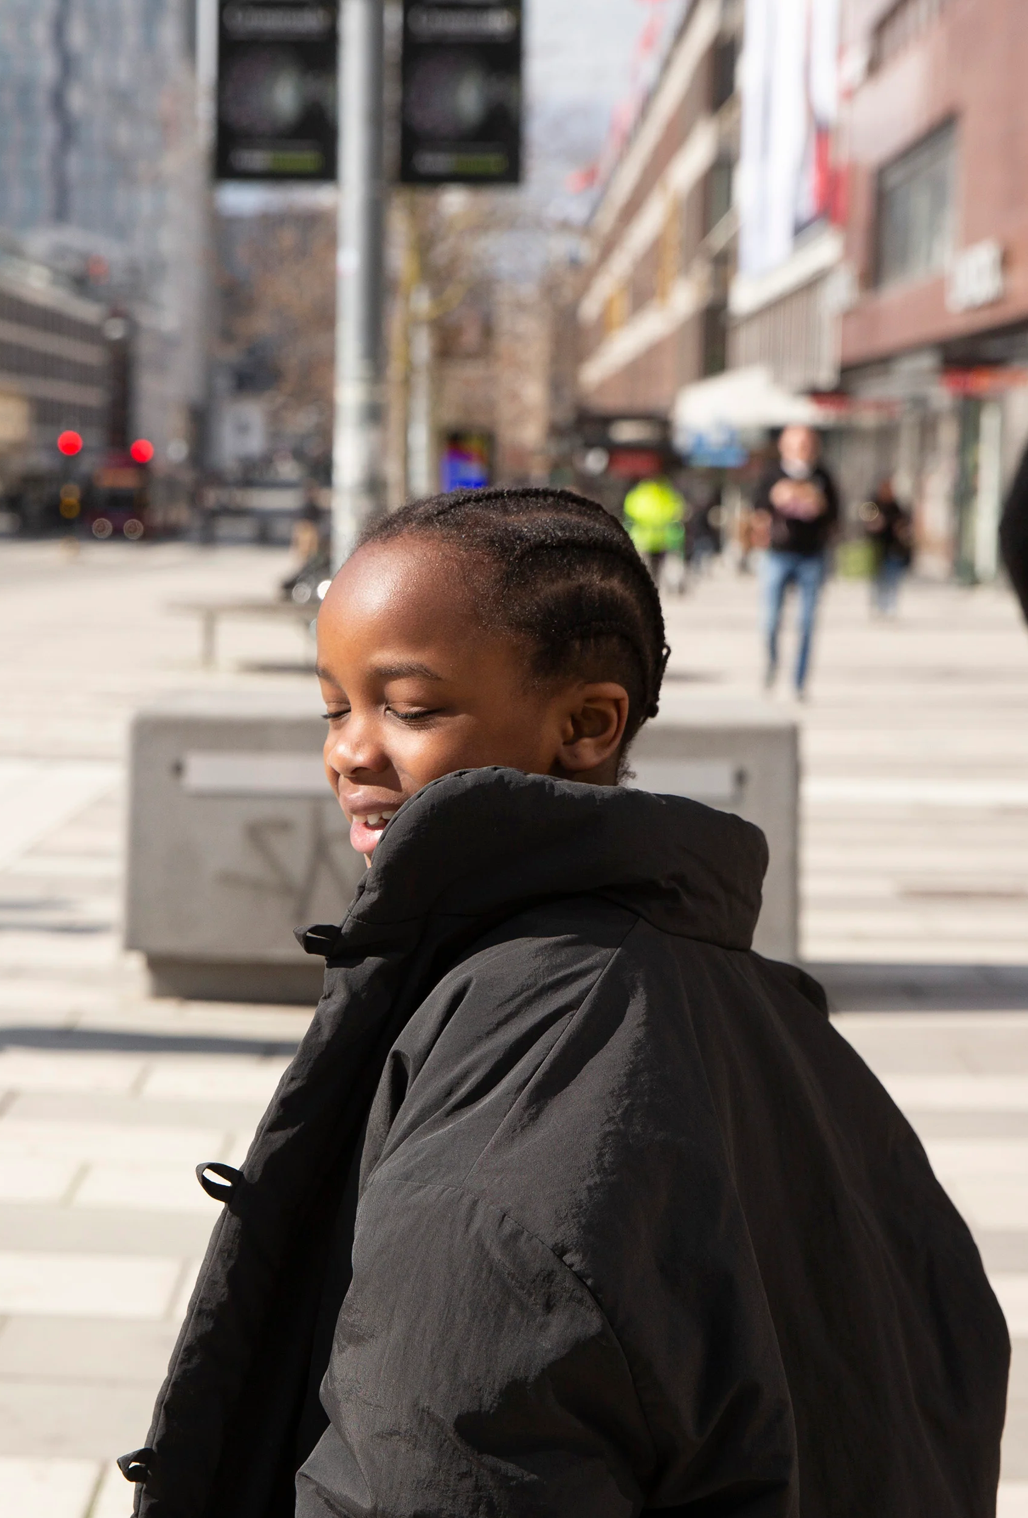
[{"x1": 373, "y1": 661, "x2": 445, "y2": 682}]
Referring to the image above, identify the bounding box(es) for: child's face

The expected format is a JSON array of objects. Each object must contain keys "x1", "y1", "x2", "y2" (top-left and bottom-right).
[{"x1": 317, "y1": 537, "x2": 629, "y2": 860}]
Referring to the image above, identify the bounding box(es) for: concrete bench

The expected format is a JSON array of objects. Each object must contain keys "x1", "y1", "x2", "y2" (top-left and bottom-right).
[
  {"x1": 170, "y1": 600, "x2": 318, "y2": 669},
  {"x1": 126, "y1": 696, "x2": 798, "y2": 1005}
]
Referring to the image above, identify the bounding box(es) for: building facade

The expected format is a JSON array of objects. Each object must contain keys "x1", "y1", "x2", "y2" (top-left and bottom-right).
[
  {"x1": 576, "y1": 0, "x2": 743, "y2": 420},
  {"x1": 0, "y1": 0, "x2": 207, "y2": 469},
  {"x1": 0, "y1": 247, "x2": 108, "y2": 461},
  {"x1": 727, "y1": 0, "x2": 845, "y2": 396},
  {"x1": 837, "y1": 0, "x2": 1028, "y2": 578}
]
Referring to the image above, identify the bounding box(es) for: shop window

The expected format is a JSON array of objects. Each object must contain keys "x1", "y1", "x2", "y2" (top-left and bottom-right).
[{"x1": 876, "y1": 121, "x2": 956, "y2": 288}]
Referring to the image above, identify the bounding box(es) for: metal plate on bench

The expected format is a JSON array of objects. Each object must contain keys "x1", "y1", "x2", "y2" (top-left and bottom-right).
[
  {"x1": 629, "y1": 759, "x2": 745, "y2": 808},
  {"x1": 181, "y1": 752, "x2": 328, "y2": 798}
]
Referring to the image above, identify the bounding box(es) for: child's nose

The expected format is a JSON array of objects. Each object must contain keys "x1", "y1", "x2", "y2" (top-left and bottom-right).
[{"x1": 328, "y1": 720, "x2": 390, "y2": 778}]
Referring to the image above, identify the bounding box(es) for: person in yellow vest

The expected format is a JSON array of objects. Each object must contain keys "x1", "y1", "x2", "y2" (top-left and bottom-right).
[{"x1": 623, "y1": 476, "x2": 687, "y2": 587}]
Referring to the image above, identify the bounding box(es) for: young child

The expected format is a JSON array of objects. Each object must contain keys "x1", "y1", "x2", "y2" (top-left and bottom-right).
[{"x1": 124, "y1": 489, "x2": 1008, "y2": 1518}]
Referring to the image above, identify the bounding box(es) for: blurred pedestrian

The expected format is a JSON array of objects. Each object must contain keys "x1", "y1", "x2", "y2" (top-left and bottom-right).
[
  {"x1": 753, "y1": 425, "x2": 840, "y2": 698},
  {"x1": 1001, "y1": 441, "x2": 1028, "y2": 624},
  {"x1": 686, "y1": 482, "x2": 723, "y2": 576},
  {"x1": 281, "y1": 483, "x2": 330, "y2": 603},
  {"x1": 623, "y1": 474, "x2": 686, "y2": 588},
  {"x1": 861, "y1": 478, "x2": 913, "y2": 616}
]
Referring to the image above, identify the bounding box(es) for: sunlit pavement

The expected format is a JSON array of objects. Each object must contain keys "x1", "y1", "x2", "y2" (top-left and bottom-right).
[{"x1": 0, "y1": 540, "x2": 1025, "y2": 1513}]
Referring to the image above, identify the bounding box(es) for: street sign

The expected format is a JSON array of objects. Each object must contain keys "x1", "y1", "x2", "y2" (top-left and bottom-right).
[
  {"x1": 216, "y1": 1, "x2": 338, "y2": 181},
  {"x1": 400, "y1": 1, "x2": 523, "y2": 185}
]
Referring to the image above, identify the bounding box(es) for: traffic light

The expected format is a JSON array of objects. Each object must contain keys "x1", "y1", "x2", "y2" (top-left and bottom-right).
[
  {"x1": 58, "y1": 430, "x2": 83, "y2": 456},
  {"x1": 130, "y1": 439, "x2": 155, "y2": 465},
  {"x1": 400, "y1": 0, "x2": 523, "y2": 185},
  {"x1": 216, "y1": 0, "x2": 339, "y2": 182}
]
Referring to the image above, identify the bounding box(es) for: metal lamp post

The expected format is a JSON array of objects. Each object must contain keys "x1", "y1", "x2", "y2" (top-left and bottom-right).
[{"x1": 331, "y1": 0, "x2": 387, "y2": 569}]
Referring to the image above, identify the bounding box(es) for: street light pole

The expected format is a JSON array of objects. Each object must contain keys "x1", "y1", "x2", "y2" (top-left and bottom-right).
[{"x1": 331, "y1": 0, "x2": 386, "y2": 569}]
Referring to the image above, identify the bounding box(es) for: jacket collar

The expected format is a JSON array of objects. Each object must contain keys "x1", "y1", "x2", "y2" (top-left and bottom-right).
[{"x1": 303, "y1": 767, "x2": 767, "y2": 958}]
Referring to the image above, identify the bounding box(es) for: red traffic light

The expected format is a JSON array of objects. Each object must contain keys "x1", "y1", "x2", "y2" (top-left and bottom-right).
[
  {"x1": 58, "y1": 431, "x2": 83, "y2": 457},
  {"x1": 130, "y1": 438, "x2": 155, "y2": 465}
]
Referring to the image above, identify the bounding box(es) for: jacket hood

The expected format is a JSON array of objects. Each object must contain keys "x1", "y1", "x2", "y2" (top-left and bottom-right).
[{"x1": 305, "y1": 767, "x2": 767, "y2": 957}]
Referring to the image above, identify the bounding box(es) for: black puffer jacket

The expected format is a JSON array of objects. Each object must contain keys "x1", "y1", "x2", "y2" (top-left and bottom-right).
[{"x1": 126, "y1": 769, "x2": 1009, "y2": 1518}]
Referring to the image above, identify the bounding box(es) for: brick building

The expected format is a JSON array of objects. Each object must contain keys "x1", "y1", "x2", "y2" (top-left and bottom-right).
[
  {"x1": 576, "y1": 0, "x2": 743, "y2": 421},
  {"x1": 837, "y1": 0, "x2": 1028, "y2": 578}
]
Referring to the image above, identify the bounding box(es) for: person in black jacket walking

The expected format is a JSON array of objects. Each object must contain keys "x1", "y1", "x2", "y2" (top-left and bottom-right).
[
  {"x1": 122, "y1": 487, "x2": 1008, "y2": 1518},
  {"x1": 862, "y1": 476, "x2": 913, "y2": 616},
  {"x1": 753, "y1": 425, "x2": 840, "y2": 697}
]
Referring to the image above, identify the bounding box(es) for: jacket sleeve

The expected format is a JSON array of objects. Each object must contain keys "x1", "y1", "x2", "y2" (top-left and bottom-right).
[{"x1": 295, "y1": 1178, "x2": 653, "y2": 1517}]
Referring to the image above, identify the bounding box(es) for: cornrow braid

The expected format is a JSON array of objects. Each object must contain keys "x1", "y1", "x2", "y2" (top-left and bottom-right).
[{"x1": 358, "y1": 486, "x2": 670, "y2": 749}]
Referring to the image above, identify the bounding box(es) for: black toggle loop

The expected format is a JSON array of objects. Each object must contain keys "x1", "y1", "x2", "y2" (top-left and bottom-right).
[
  {"x1": 196, "y1": 1161, "x2": 243, "y2": 1203},
  {"x1": 297, "y1": 923, "x2": 341, "y2": 957},
  {"x1": 118, "y1": 1448, "x2": 154, "y2": 1484}
]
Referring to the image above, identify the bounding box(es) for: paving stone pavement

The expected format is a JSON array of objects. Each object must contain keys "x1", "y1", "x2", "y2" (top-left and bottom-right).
[{"x1": 0, "y1": 540, "x2": 1025, "y2": 1513}]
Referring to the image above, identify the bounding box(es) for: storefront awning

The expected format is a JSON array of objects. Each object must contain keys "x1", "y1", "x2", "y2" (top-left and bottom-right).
[{"x1": 673, "y1": 365, "x2": 825, "y2": 440}]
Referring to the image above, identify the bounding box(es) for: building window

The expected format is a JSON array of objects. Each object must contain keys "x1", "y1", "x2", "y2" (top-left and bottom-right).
[
  {"x1": 872, "y1": 0, "x2": 951, "y2": 73},
  {"x1": 711, "y1": 36, "x2": 737, "y2": 112},
  {"x1": 876, "y1": 121, "x2": 956, "y2": 288},
  {"x1": 656, "y1": 194, "x2": 681, "y2": 304},
  {"x1": 604, "y1": 286, "x2": 629, "y2": 336},
  {"x1": 705, "y1": 159, "x2": 734, "y2": 237},
  {"x1": 703, "y1": 303, "x2": 728, "y2": 377}
]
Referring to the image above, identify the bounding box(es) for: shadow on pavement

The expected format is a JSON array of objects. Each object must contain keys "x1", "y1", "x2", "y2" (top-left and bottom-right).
[
  {"x1": 0, "y1": 1026, "x2": 300, "y2": 1056},
  {"x1": 811, "y1": 963, "x2": 1028, "y2": 1013}
]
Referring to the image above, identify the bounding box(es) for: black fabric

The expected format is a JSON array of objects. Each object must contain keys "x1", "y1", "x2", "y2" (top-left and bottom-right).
[
  {"x1": 129, "y1": 769, "x2": 1008, "y2": 1518},
  {"x1": 1001, "y1": 442, "x2": 1028, "y2": 623},
  {"x1": 753, "y1": 463, "x2": 840, "y2": 556}
]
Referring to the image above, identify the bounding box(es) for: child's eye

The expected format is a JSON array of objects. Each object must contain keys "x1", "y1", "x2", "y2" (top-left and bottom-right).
[
  {"x1": 322, "y1": 709, "x2": 349, "y2": 723},
  {"x1": 389, "y1": 707, "x2": 440, "y2": 724}
]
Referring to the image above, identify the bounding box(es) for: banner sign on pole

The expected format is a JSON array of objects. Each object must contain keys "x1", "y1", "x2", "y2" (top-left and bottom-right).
[
  {"x1": 400, "y1": 1, "x2": 523, "y2": 185},
  {"x1": 216, "y1": 1, "x2": 338, "y2": 181}
]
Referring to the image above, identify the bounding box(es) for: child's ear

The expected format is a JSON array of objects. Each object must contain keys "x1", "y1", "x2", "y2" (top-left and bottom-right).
[{"x1": 556, "y1": 684, "x2": 630, "y2": 779}]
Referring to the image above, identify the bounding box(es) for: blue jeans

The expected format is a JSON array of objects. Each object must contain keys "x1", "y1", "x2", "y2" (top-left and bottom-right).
[{"x1": 761, "y1": 550, "x2": 827, "y2": 692}]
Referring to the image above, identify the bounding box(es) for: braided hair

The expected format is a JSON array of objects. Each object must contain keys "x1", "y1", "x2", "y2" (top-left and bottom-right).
[{"x1": 358, "y1": 486, "x2": 670, "y2": 749}]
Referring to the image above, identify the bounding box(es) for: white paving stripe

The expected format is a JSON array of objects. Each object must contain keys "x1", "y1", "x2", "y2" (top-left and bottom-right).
[
  {"x1": 0, "y1": 1118, "x2": 226, "y2": 1163},
  {"x1": 0, "y1": 1251, "x2": 181, "y2": 1320},
  {"x1": 0, "y1": 759, "x2": 121, "y2": 872},
  {"x1": 991, "y1": 1275, "x2": 1028, "y2": 1338},
  {"x1": 0, "y1": 1050, "x2": 289, "y2": 1103},
  {"x1": 1000, "y1": 1484, "x2": 1028, "y2": 1518},
  {"x1": 92, "y1": 1461, "x2": 134, "y2": 1518},
  {"x1": 73, "y1": 1161, "x2": 220, "y2": 1215},
  {"x1": 0, "y1": 1457, "x2": 101, "y2": 1518},
  {"x1": 0, "y1": 1052, "x2": 145, "y2": 1095},
  {"x1": 883, "y1": 1075, "x2": 1028, "y2": 1110},
  {"x1": 141, "y1": 1055, "x2": 291, "y2": 1102},
  {"x1": 806, "y1": 778, "x2": 1028, "y2": 807},
  {"x1": 0, "y1": 1153, "x2": 80, "y2": 1204}
]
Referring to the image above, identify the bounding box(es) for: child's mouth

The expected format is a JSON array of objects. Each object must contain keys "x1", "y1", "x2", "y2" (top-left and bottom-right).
[{"x1": 349, "y1": 811, "x2": 399, "y2": 857}]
